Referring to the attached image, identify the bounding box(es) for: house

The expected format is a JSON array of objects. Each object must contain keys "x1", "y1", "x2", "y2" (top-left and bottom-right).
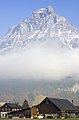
[
  {"x1": 0, "y1": 102, "x2": 22, "y2": 118},
  {"x1": 8, "y1": 107, "x2": 31, "y2": 118},
  {"x1": 31, "y1": 96, "x2": 78, "y2": 118}
]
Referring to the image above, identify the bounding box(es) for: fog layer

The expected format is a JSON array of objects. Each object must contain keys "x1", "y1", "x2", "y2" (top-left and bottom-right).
[{"x1": 0, "y1": 47, "x2": 79, "y2": 81}]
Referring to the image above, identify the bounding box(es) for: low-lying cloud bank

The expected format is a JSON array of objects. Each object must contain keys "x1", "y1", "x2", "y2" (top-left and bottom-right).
[{"x1": 0, "y1": 47, "x2": 79, "y2": 81}]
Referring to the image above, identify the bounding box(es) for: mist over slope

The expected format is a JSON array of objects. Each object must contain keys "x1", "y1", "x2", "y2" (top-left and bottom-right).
[
  {"x1": 0, "y1": 48, "x2": 79, "y2": 81},
  {"x1": 0, "y1": 6, "x2": 79, "y2": 103},
  {"x1": 0, "y1": 78, "x2": 79, "y2": 105}
]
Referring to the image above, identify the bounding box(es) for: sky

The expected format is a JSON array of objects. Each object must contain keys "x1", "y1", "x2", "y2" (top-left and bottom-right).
[{"x1": 0, "y1": 0, "x2": 79, "y2": 36}]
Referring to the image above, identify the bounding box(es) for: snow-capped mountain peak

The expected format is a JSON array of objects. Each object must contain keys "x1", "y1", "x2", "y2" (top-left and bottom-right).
[
  {"x1": 0, "y1": 6, "x2": 79, "y2": 53},
  {"x1": 32, "y1": 6, "x2": 55, "y2": 19}
]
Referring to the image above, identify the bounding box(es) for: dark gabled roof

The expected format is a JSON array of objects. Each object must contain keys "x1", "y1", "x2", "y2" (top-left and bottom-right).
[
  {"x1": 48, "y1": 97, "x2": 77, "y2": 111},
  {"x1": 5, "y1": 103, "x2": 22, "y2": 109},
  {"x1": 8, "y1": 107, "x2": 31, "y2": 115}
]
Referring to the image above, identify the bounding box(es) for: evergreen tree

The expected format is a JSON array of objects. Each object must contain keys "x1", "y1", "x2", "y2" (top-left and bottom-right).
[{"x1": 22, "y1": 99, "x2": 29, "y2": 109}]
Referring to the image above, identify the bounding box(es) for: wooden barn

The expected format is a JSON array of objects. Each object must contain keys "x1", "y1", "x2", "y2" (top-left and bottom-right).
[
  {"x1": 31, "y1": 96, "x2": 78, "y2": 118},
  {"x1": 0, "y1": 103, "x2": 22, "y2": 118}
]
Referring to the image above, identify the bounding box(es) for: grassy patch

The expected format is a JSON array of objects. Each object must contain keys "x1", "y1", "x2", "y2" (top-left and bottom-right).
[{"x1": 0, "y1": 118, "x2": 79, "y2": 120}]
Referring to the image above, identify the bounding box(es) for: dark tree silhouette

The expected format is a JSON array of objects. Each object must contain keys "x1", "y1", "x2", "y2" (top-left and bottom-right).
[{"x1": 22, "y1": 99, "x2": 29, "y2": 109}]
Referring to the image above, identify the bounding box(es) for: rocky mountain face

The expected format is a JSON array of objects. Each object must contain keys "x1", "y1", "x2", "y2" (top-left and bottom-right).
[{"x1": 0, "y1": 6, "x2": 79, "y2": 53}]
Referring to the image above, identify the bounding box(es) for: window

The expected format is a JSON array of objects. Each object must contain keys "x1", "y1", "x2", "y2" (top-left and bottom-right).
[
  {"x1": 8, "y1": 108, "x2": 11, "y2": 111},
  {"x1": 5, "y1": 108, "x2": 7, "y2": 111},
  {"x1": 46, "y1": 101, "x2": 49, "y2": 104},
  {"x1": 2, "y1": 108, "x2": 4, "y2": 111}
]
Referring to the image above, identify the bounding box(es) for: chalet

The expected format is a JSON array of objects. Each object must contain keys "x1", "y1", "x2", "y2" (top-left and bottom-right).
[
  {"x1": 0, "y1": 103, "x2": 22, "y2": 118},
  {"x1": 31, "y1": 96, "x2": 78, "y2": 118}
]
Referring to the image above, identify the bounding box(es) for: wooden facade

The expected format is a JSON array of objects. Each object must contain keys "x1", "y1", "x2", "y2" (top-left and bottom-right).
[{"x1": 38, "y1": 98, "x2": 60, "y2": 114}]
